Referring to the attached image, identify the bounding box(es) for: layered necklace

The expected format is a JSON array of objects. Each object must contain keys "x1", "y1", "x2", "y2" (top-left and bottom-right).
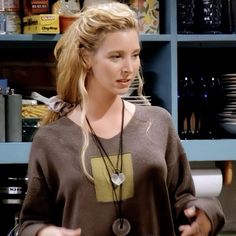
[{"x1": 86, "y1": 99, "x2": 131, "y2": 236}]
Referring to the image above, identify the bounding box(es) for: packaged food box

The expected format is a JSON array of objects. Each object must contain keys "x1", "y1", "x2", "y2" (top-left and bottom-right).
[
  {"x1": 23, "y1": 0, "x2": 49, "y2": 16},
  {"x1": 31, "y1": 0, "x2": 49, "y2": 14},
  {"x1": 23, "y1": 14, "x2": 60, "y2": 34},
  {"x1": 22, "y1": 102, "x2": 48, "y2": 119}
]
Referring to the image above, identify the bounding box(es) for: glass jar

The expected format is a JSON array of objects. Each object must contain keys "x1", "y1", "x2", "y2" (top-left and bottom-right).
[
  {"x1": 82, "y1": 0, "x2": 115, "y2": 8},
  {"x1": 195, "y1": 0, "x2": 223, "y2": 34},
  {"x1": 177, "y1": 0, "x2": 195, "y2": 34}
]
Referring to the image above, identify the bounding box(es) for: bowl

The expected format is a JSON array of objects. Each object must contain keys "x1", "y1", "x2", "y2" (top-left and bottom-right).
[
  {"x1": 59, "y1": 15, "x2": 79, "y2": 33},
  {"x1": 22, "y1": 118, "x2": 40, "y2": 142},
  {"x1": 219, "y1": 122, "x2": 236, "y2": 134}
]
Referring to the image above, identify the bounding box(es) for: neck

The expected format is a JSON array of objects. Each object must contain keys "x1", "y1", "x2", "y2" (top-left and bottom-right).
[
  {"x1": 84, "y1": 96, "x2": 124, "y2": 139},
  {"x1": 86, "y1": 95, "x2": 123, "y2": 122}
]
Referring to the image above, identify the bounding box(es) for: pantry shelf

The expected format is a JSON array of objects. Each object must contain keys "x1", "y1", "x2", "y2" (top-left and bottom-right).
[
  {"x1": 0, "y1": 34, "x2": 60, "y2": 48},
  {"x1": 1, "y1": 140, "x2": 236, "y2": 164}
]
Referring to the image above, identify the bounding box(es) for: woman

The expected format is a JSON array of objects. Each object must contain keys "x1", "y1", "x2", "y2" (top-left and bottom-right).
[{"x1": 18, "y1": 2, "x2": 225, "y2": 236}]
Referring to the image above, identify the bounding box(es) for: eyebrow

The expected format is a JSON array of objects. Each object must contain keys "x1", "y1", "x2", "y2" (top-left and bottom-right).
[{"x1": 108, "y1": 48, "x2": 141, "y2": 54}]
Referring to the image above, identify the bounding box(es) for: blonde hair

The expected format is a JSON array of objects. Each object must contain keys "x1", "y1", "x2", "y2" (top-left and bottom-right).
[{"x1": 42, "y1": 2, "x2": 145, "y2": 182}]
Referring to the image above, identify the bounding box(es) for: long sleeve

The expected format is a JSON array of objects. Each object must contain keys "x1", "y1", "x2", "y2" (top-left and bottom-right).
[
  {"x1": 18, "y1": 108, "x2": 225, "y2": 236},
  {"x1": 18, "y1": 129, "x2": 55, "y2": 236},
  {"x1": 164, "y1": 112, "x2": 225, "y2": 235}
]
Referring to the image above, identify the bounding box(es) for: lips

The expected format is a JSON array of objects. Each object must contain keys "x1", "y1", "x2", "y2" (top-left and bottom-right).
[
  {"x1": 116, "y1": 79, "x2": 131, "y2": 89},
  {"x1": 117, "y1": 79, "x2": 130, "y2": 83}
]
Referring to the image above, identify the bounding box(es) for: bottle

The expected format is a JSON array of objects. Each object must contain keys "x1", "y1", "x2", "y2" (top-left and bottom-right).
[
  {"x1": 195, "y1": 0, "x2": 223, "y2": 33},
  {"x1": 178, "y1": 76, "x2": 194, "y2": 139},
  {"x1": 177, "y1": 0, "x2": 195, "y2": 33},
  {"x1": 206, "y1": 76, "x2": 221, "y2": 138},
  {"x1": 6, "y1": 89, "x2": 22, "y2": 142},
  {"x1": 53, "y1": 0, "x2": 81, "y2": 33},
  {"x1": 82, "y1": 0, "x2": 116, "y2": 8},
  {"x1": 0, "y1": 88, "x2": 5, "y2": 142},
  {"x1": 53, "y1": 0, "x2": 80, "y2": 15}
]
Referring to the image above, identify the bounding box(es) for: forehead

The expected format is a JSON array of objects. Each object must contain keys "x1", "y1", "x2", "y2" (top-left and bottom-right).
[{"x1": 98, "y1": 29, "x2": 140, "y2": 52}]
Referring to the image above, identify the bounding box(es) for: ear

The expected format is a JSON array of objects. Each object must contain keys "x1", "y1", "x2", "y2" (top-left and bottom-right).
[{"x1": 80, "y1": 47, "x2": 92, "y2": 69}]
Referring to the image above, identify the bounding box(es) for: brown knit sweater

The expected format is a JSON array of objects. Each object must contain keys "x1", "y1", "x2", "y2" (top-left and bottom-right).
[{"x1": 18, "y1": 105, "x2": 225, "y2": 236}]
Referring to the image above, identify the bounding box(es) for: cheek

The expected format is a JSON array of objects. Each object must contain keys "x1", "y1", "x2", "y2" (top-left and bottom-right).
[
  {"x1": 92, "y1": 60, "x2": 109, "y2": 75},
  {"x1": 134, "y1": 60, "x2": 140, "y2": 73},
  {"x1": 95, "y1": 59, "x2": 116, "y2": 70},
  {"x1": 102, "y1": 62, "x2": 120, "y2": 75},
  {"x1": 92, "y1": 62, "x2": 117, "y2": 82}
]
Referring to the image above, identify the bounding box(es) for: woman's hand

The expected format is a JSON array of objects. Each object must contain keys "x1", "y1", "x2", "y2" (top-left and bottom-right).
[
  {"x1": 179, "y1": 206, "x2": 212, "y2": 236},
  {"x1": 37, "y1": 226, "x2": 81, "y2": 236}
]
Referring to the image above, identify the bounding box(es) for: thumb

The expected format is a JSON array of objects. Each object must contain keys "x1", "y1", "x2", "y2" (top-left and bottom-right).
[
  {"x1": 184, "y1": 206, "x2": 197, "y2": 218},
  {"x1": 61, "y1": 227, "x2": 82, "y2": 236},
  {"x1": 74, "y1": 228, "x2": 82, "y2": 235}
]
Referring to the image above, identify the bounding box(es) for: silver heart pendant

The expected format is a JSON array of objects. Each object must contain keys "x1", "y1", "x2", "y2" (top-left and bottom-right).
[{"x1": 111, "y1": 172, "x2": 125, "y2": 186}]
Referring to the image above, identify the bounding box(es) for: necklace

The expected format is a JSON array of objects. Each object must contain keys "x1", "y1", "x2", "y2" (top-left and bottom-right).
[
  {"x1": 86, "y1": 100, "x2": 126, "y2": 187},
  {"x1": 86, "y1": 99, "x2": 131, "y2": 236}
]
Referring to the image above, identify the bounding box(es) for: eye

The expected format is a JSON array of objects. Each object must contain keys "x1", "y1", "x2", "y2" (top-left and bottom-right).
[
  {"x1": 133, "y1": 53, "x2": 140, "y2": 58},
  {"x1": 132, "y1": 53, "x2": 140, "y2": 60},
  {"x1": 112, "y1": 55, "x2": 121, "y2": 59},
  {"x1": 110, "y1": 54, "x2": 121, "y2": 61}
]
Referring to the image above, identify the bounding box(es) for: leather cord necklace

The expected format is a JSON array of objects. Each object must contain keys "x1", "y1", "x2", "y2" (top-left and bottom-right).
[{"x1": 86, "y1": 99, "x2": 131, "y2": 236}]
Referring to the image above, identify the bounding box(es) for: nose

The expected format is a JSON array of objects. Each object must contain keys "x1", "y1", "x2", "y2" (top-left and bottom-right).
[{"x1": 122, "y1": 57, "x2": 134, "y2": 74}]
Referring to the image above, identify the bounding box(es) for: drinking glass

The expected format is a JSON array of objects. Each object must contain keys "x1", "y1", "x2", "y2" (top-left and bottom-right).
[
  {"x1": 177, "y1": 0, "x2": 195, "y2": 33},
  {"x1": 195, "y1": 0, "x2": 223, "y2": 33}
]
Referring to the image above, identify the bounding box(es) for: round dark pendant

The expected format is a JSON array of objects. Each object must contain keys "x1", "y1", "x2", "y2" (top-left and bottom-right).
[{"x1": 112, "y1": 218, "x2": 131, "y2": 236}]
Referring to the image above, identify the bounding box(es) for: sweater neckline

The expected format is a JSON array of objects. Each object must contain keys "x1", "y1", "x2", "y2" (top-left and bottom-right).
[{"x1": 63, "y1": 105, "x2": 141, "y2": 141}]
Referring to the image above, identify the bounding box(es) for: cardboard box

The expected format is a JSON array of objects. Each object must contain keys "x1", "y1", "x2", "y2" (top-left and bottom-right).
[
  {"x1": 23, "y1": 0, "x2": 49, "y2": 16},
  {"x1": 23, "y1": 14, "x2": 60, "y2": 34},
  {"x1": 31, "y1": 0, "x2": 49, "y2": 14}
]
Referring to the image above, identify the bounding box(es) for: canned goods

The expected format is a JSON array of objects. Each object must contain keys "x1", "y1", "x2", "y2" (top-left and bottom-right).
[
  {"x1": 0, "y1": 12, "x2": 6, "y2": 34},
  {"x1": 3, "y1": 0, "x2": 19, "y2": 12},
  {"x1": 0, "y1": 0, "x2": 4, "y2": 11},
  {"x1": 5, "y1": 11, "x2": 21, "y2": 34}
]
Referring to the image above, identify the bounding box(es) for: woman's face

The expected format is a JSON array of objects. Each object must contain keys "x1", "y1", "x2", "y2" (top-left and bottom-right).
[{"x1": 86, "y1": 29, "x2": 141, "y2": 98}]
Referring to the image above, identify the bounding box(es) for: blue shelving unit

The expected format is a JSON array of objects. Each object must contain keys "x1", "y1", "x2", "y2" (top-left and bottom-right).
[
  {"x1": 1, "y1": 0, "x2": 236, "y2": 164},
  {"x1": 0, "y1": 143, "x2": 31, "y2": 164},
  {"x1": 2, "y1": 140, "x2": 236, "y2": 163}
]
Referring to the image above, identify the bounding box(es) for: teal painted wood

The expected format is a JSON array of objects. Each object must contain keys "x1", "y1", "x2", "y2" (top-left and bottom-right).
[
  {"x1": 0, "y1": 34, "x2": 60, "y2": 48},
  {"x1": 0, "y1": 34, "x2": 60, "y2": 41},
  {"x1": 177, "y1": 34, "x2": 236, "y2": 42},
  {"x1": 0, "y1": 143, "x2": 31, "y2": 163},
  {"x1": 1, "y1": 139, "x2": 236, "y2": 164},
  {"x1": 140, "y1": 34, "x2": 172, "y2": 41},
  {"x1": 182, "y1": 140, "x2": 236, "y2": 161}
]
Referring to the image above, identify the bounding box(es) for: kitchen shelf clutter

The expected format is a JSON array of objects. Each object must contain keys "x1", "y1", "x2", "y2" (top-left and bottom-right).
[{"x1": 1, "y1": 0, "x2": 236, "y2": 163}]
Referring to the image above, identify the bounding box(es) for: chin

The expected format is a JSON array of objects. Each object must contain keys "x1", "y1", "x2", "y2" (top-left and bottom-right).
[
  {"x1": 118, "y1": 88, "x2": 129, "y2": 95},
  {"x1": 119, "y1": 90, "x2": 127, "y2": 95}
]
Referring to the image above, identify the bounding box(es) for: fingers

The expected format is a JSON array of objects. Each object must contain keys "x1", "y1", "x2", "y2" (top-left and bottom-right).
[
  {"x1": 72, "y1": 228, "x2": 82, "y2": 236},
  {"x1": 184, "y1": 206, "x2": 197, "y2": 219},
  {"x1": 74, "y1": 228, "x2": 82, "y2": 235},
  {"x1": 37, "y1": 226, "x2": 82, "y2": 236},
  {"x1": 179, "y1": 221, "x2": 201, "y2": 236},
  {"x1": 179, "y1": 207, "x2": 212, "y2": 236},
  {"x1": 61, "y1": 227, "x2": 82, "y2": 236}
]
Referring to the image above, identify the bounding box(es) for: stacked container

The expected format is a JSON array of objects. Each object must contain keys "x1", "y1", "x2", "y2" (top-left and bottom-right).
[{"x1": 0, "y1": 0, "x2": 21, "y2": 34}]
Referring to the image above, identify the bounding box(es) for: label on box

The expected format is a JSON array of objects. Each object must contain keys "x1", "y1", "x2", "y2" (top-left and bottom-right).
[
  {"x1": 23, "y1": 14, "x2": 60, "y2": 34},
  {"x1": 6, "y1": 12, "x2": 21, "y2": 34},
  {"x1": 3, "y1": 0, "x2": 20, "y2": 12},
  {"x1": 0, "y1": 78, "x2": 8, "y2": 95},
  {"x1": 31, "y1": 0, "x2": 49, "y2": 14}
]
